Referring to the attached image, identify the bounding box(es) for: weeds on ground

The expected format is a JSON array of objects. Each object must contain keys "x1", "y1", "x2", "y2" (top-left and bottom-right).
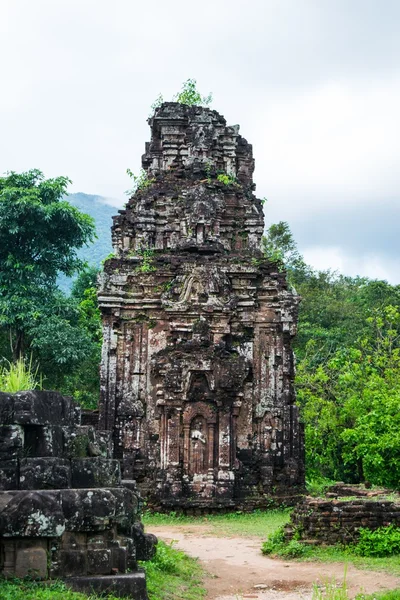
[
  {"x1": 312, "y1": 574, "x2": 400, "y2": 600},
  {"x1": 312, "y1": 572, "x2": 349, "y2": 600},
  {"x1": 141, "y1": 540, "x2": 206, "y2": 600}
]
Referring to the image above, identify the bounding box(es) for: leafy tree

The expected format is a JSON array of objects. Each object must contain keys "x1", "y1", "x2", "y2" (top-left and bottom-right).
[
  {"x1": 57, "y1": 266, "x2": 102, "y2": 408},
  {"x1": 0, "y1": 170, "x2": 96, "y2": 358},
  {"x1": 297, "y1": 306, "x2": 400, "y2": 487},
  {"x1": 264, "y1": 221, "x2": 400, "y2": 487},
  {"x1": 71, "y1": 264, "x2": 99, "y2": 300}
]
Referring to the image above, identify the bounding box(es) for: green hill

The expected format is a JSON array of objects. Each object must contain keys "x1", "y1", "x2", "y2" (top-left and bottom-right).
[{"x1": 58, "y1": 193, "x2": 118, "y2": 292}]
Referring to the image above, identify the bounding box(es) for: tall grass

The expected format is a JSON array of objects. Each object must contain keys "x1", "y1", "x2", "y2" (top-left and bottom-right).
[
  {"x1": 312, "y1": 572, "x2": 349, "y2": 600},
  {"x1": 313, "y1": 576, "x2": 400, "y2": 600},
  {"x1": 0, "y1": 357, "x2": 42, "y2": 392}
]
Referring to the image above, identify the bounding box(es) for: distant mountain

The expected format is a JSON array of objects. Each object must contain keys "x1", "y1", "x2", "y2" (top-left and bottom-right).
[{"x1": 58, "y1": 193, "x2": 119, "y2": 293}]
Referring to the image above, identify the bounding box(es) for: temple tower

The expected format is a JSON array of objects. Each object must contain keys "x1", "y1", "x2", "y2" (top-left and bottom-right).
[{"x1": 98, "y1": 103, "x2": 304, "y2": 509}]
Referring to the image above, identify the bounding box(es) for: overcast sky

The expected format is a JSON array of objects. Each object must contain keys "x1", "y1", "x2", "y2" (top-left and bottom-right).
[{"x1": 1, "y1": 0, "x2": 400, "y2": 282}]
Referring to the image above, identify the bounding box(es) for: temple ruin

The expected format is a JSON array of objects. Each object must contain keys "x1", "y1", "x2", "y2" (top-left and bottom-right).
[
  {"x1": 98, "y1": 102, "x2": 304, "y2": 510},
  {"x1": 0, "y1": 390, "x2": 156, "y2": 598}
]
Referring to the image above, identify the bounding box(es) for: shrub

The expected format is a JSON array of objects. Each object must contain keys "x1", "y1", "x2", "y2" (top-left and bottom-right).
[
  {"x1": 173, "y1": 79, "x2": 212, "y2": 107},
  {"x1": 262, "y1": 527, "x2": 309, "y2": 557},
  {"x1": 0, "y1": 357, "x2": 41, "y2": 392},
  {"x1": 355, "y1": 526, "x2": 400, "y2": 557},
  {"x1": 306, "y1": 475, "x2": 336, "y2": 497},
  {"x1": 262, "y1": 526, "x2": 285, "y2": 555},
  {"x1": 126, "y1": 168, "x2": 155, "y2": 196},
  {"x1": 217, "y1": 173, "x2": 237, "y2": 186}
]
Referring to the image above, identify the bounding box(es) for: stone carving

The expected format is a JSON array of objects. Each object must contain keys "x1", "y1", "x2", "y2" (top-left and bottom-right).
[
  {"x1": 0, "y1": 390, "x2": 156, "y2": 598},
  {"x1": 98, "y1": 102, "x2": 304, "y2": 509},
  {"x1": 190, "y1": 418, "x2": 207, "y2": 475}
]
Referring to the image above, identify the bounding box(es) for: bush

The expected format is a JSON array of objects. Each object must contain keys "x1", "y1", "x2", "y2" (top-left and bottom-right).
[
  {"x1": 262, "y1": 526, "x2": 285, "y2": 554},
  {"x1": 306, "y1": 475, "x2": 335, "y2": 497},
  {"x1": 355, "y1": 526, "x2": 400, "y2": 557},
  {"x1": 262, "y1": 526, "x2": 309, "y2": 557},
  {"x1": 0, "y1": 357, "x2": 41, "y2": 392}
]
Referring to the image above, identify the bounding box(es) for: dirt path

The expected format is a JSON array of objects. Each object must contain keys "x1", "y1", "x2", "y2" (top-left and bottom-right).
[{"x1": 149, "y1": 524, "x2": 400, "y2": 600}]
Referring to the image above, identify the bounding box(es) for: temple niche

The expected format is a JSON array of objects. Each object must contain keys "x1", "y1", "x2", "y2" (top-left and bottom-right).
[{"x1": 98, "y1": 102, "x2": 304, "y2": 510}]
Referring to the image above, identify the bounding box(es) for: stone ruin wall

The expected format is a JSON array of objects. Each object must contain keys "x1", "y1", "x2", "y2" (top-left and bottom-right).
[
  {"x1": 285, "y1": 485, "x2": 400, "y2": 545},
  {"x1": 0, "y1": 390, "x2": 156, "y2": 599},
  {"x1": 98, "y1": 102, "x2": 305, "y2": 510}
]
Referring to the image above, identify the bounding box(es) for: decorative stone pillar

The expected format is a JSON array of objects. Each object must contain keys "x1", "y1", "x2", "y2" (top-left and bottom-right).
[
  {"x1": 183, "y1": 423, "x2": 190, "y2": 472},
  {"x1": 207, "y1": 422, "x2": 215, "y2": 472}
]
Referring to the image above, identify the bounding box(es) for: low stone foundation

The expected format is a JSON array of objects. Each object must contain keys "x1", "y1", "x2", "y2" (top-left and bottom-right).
[
  {"x1": 285, "y1": 485, "x2": 400, "y2": 545},
  {"x1": 0, "y1": 391, "x2": 156, "y2": 599}
]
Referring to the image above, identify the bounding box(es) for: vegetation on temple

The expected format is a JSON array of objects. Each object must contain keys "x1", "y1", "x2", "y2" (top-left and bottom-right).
[{"x1": 150, "y1": 78, "x2": 213, "y2": 115}]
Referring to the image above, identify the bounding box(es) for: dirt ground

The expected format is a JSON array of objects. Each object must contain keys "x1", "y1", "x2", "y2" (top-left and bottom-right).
[{"x1": 149, "y1": 524, "x2": 400, "y2": 600}]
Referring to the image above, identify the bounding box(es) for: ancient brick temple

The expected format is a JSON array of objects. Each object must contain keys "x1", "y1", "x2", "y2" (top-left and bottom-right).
[{"x1": 98, "y1": 102, "x2": 304, "y2": 509}]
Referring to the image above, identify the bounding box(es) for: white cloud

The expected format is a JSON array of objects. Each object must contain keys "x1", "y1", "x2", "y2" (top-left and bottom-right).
[{"x1": 303, "y1": 246, "x2": 400, "y2": 284}]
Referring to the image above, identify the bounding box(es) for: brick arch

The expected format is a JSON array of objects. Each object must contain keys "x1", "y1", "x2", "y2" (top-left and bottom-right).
[
  {"x1": 183, "y1": 369, "x2": 214, "y2": 396},
  {"x1": 183, "y1": 401, "x2": 217, "y2": 425}
]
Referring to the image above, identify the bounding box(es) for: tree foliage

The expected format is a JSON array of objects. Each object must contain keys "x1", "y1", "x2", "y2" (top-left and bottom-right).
[
  {"x1": 0, "y1": 170, "x2": 100, "y2": 407},
  {"x1": 0, "y1": 170, "x2": 96, "y2": 358},
  {"x1": 264, "y1": 221, "x2": 400, "y2": 488}
]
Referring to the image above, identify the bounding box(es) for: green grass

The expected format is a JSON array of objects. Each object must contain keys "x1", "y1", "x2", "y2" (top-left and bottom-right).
[
  {"x1": 300, "y1": 545, "x2": 400, "y2": 577},
  {"x1": 143, "y1": 508, "x2": 292, "y2": 538},
  {"x1": 0, "y1": 579, "x2": 122, "y2": 600},
  {"x1": 141, "y1": 540, "x2": 206, "y2": 600}
]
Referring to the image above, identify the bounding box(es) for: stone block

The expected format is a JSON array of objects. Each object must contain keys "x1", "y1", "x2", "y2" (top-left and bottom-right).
[
  {"x1": 66, "y1": 572, "x2": 148, "y2": 600},
  {"x1": 12, "y1": 391, "x2": 75, "y2": 426},
  {"x1": 131, "y1": 522, "x2": 157, "y2": 561},
  {"x1": 62, "y1": 488, "x2": 117, "y2": 531},
  {"x1": 0, "y1": 459, "x2": 18, "y2": 490},
  {"x1": 61, "y1": 550, "x2": 87, "y2": 577},
  {"x1": 63, "y1": 427, "x2": 112, "y2": 459},
  {"x1": 0, "y1": 393, "x2": 14, "y2": 424},
  {"x1": 0, "y1": 425, "x2": 24, "y2": 459},
  {"x1": 95, "y1": 430, "x2": 113, "y2": 458},
  {"x1": 111, "y1": 546, "x2": 128, "y2": 572},
  {"x1": 24, "y1": 425, "x2": 63, "y2": 457},
  {"x1": 20, "y1": 458, "x2": 71, "y2": 489},
  {"x1": 0, "y1": 490, "x2": 64, "y2": 537},
  {"x1": 87, "y1": 548, "x2": 112, "y2": 574},
  {"x1": 15, "y1": 545, "x2": 48, "y2": 579},
  {"x1": 71, "y1": 457, "x2": 121, "y2": 488}
]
